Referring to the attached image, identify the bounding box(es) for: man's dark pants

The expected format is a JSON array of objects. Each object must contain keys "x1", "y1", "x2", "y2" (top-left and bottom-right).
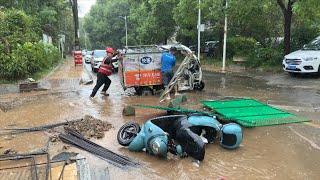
[
  {"x1": 162, "y1": 71, "x2": 173, "y2": 87},
  {"x1": 90, "y1": 72, "x2": 111, "y2": 97}
]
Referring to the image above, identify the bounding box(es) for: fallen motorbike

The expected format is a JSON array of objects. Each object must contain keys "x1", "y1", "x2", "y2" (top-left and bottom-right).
[{"x1": 117, "y1": 114, "x2": 243, "y2": 161}]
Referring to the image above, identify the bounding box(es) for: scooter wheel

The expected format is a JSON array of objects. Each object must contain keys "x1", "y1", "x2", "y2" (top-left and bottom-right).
[{"x1": 117, "y1": 122, "x2": 141, "y2": 146}]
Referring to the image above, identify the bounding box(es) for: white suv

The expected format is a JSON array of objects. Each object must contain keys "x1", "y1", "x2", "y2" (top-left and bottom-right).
[{"x1": 282, "y1": 37, "x2": 320, "y2": 75}]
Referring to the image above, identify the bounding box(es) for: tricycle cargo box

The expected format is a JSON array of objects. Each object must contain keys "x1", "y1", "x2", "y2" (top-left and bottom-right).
[{"x1": 119, "y1": 46, "x2": 164, "y2": 88}]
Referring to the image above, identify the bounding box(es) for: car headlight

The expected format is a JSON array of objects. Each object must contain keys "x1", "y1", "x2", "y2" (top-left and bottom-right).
[{"x1": 305, "y1": 57, "x2": 316, "y2": 61}]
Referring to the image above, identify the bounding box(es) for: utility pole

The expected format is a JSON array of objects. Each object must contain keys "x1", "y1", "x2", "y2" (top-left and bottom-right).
[
  {"x1": 125, "y1": 16, "x2": 128, "y2": 48},
  {"x1": 70, "y1": 0, "x2": 80, "y2": 50},
  {"x1": 119, "y1": 16, "x2": 128, "y2": 48},
  {"x1": 222, "y1": 0, "x2": 228, "y2": 73},
  {"x1": 83, "y1": 32, "x2": 87, "y2": 49},
  {"x1": 197, "y1": 0, "x2": 201, "y2": 62}
]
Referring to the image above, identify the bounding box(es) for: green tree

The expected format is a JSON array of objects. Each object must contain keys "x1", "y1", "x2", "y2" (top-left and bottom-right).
[
  {"x1": 0, "y1": 0, "x2": 75, "y2": 49},
  {"x1": 84, "y1": 0, "x2": 178, "y2": 48},
  {"x1": 173, "y1": 0, "x2": 198, "y2": 46},
  {"x1": 84, "y1": 0, "x2": 130, "y2": 49}
]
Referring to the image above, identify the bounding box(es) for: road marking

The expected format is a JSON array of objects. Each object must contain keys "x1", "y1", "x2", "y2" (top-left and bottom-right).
[
  {"x1": 303, "y1": 122, "x2": 320, "y2": 129},
  {"x1": 289, "y1": 126, "x2": 320, "y2": 151}
]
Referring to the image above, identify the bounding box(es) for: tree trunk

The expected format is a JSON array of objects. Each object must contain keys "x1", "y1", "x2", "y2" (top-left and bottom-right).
[
  {"x1": 70, "y1": 0, "x2": 80, "y2": 50},
  {"x1": 283, "y1": 6, "x2": 293, "y2": 55},
  {"x1": 277, "y1": 0, "x2": 296, "y2": 55}
]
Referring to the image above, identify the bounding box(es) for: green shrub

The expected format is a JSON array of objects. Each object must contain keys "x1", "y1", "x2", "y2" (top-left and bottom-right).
[
  {"x1": 291, "y1": 25, "x2": 319, "y2": 51},
  {"x1": 0, "y1": 42, "x2": 60, "y2": 80},
  {"x1": 227, "y1": 36, "x2": 257, "y2": 58},
  {"x1": 0, "y1": 9, "x2": 60, "y2": 80},
  {"x1": 246, "y1": 47, "x2": 283, "y2": 68}
]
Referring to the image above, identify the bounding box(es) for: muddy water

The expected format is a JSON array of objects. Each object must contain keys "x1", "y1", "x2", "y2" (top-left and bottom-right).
[{"x1": 0, "y1": 60, "x2": 319, "y2": 179}]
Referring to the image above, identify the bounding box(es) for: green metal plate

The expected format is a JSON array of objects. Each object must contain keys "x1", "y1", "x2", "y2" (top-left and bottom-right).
[{"x1": 202, "y1": 98, "x2": 310, "y2": 127}]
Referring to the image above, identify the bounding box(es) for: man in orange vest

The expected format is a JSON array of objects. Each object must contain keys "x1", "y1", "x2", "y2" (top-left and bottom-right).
[{"x1": 90, "y1": 47, "x2": 115, "y2": 98}]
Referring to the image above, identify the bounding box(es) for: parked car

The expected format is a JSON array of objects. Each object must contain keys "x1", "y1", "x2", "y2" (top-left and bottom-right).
[
  {"x1": 82, "y1": 49, "x2": 87, "y2": 56},
  {"x1": 188, "y1": 41, "x2": 219, "y2": 57},
  {"x1": 282, "y1": 37, "x2": 320, "y2": 76},
  {"x1": 84, "y1": 50, "x2": 92, "y2": 64},
  {"x1": 91, "y1": 50, "x2": 106, "y2": 72},
  {"x1": 204, "y1": 41, "x2": 219, "y2": 57}
]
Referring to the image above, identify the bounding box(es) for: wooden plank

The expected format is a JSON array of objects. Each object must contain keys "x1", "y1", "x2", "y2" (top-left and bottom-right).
[{"x1": 51, "y1": 163, "x2": 78, "y2": 180}]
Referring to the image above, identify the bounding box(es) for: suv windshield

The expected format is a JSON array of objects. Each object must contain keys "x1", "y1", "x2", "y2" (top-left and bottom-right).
[
  {"x1": 302, "y1": 39, "x2": 320, "y2": 50},
  {"x1": 94, "y1": 50, "x2": 106, "y2": 58}
]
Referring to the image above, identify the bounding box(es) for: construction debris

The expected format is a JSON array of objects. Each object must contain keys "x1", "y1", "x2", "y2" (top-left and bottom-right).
[
  {"x1": 0, "y1": 119, "x2": 82, "y2": 136},
  {"x1": 52, "y1": 152, "x2": 78, "y2": 162},
  {"x1": 1, "y1": 115, "x2": 111, "y2": 139},
  {"x1": 2, "y1": 148, "x2": 17, "y2": 155},
  {"x1": 122, "y1": 105, "x2": 135, "y2": 116},
  {"x1": 65, "y1": 115, "x2": 112, "y2": 139},
  {"x1": 59, "y1": 127, "x2": 139, "y2": 169},
  {"x1": 168, "y1": 94, "x2": 188, "y2": 108}
]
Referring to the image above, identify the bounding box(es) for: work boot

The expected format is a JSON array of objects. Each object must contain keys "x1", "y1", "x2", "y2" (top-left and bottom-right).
[{"x1": 100, "y1": 91, "x2": 109, "y2": 96}]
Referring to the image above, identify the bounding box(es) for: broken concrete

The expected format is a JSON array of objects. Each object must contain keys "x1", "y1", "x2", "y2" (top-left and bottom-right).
[
  {"x1": 65, "y1": 115, "x2": 112, "y2": 139},
  {"x1": 168, "y1": 94, "x2": 187, "y2": 108},
  {"x1": 122, "y1": 105, "x2": 135, "y2": 116}
]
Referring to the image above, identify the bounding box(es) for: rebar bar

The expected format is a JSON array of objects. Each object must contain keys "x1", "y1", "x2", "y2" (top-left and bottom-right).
[
  {"x1": 0, "y1": 152, "x2": 47, "y2": 161},
  {"x1": 65, "y1": 128, "x2": 138, "y2": 165},
  {"x1": 0, "y1": 119, "x2": 82, "y2": 136},
  {"x1": 59, "y1": 129, "x2": 139, "y2": 168},
  {"x1": 65, "y1": 127, "x2": 136, "y2": 163},
  {"x1": 58, "y1": 161, "x2": 67, "y2": 180},
  {"x1": 59, "y1": 134, "x2": 129, "y2": 168},
  {"x1": 30, "y1": 156, "x2": 38, "y2": 180},
  {"x1": 44, "y1": 138, "x2": 51, "y2": 180},
  {"x1": 0, "y1": 158, "x2": 85, "y2": 171}
]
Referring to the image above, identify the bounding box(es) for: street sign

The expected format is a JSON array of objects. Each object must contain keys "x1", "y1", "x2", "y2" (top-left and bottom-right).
[
  {"x1": 197, "y1": 24, "x2": 205, "y2": 32},
  {"x1": 200, "y1": 24, "x2": 205, "y2": 32}
]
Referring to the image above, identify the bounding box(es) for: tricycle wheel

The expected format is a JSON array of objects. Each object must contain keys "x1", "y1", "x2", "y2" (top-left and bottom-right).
[
  {"x1": 141, "y1": 87, "x2": 153, "y2": 96},
  {"x1": 134, "y1": 87, "x2": 142, "y2": 96},
  {"x1": 117, "y1": 122, "x2": 141, "y2": 146},
  {"x1": 135, "y1": 87, "x2": 153, "y2": 96},
  {"x1": 194, "y1": 81, "x2": 205, "y2": 91}
]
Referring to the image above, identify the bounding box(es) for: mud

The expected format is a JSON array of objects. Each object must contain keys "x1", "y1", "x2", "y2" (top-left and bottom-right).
[
  {"x1": 66, "y1": 115, "x2": 112, "y2": 139},
  {"x1": 0, "y1": 59, "x2": 319, "y2": 179}
]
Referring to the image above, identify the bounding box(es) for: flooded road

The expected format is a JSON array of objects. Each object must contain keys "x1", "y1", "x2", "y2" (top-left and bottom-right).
[{"x1": 0, "y1": 58, "x2": 319, "y2": 179}]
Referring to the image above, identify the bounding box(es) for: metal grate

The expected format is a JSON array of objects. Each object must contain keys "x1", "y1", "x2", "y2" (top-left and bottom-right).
[{"x1": 202, "y1": 98, "x2": 310, "y2": 127}]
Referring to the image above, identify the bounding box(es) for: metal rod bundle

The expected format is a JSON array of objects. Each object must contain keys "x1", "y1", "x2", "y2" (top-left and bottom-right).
[
  {"x1": 0, "y1": 119, "x2": 81, "y2": 136},
  {"x1": 59, "y1": 128, "x2": 139, "y2": 169}
]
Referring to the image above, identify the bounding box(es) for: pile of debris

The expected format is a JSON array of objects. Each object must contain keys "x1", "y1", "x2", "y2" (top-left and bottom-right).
[
  {"x1": 1, "y1": 148, "x2": 17, "y2": 155},
  {"x1": 65, "y1": 115, "x2": 112, "y2": 139}
]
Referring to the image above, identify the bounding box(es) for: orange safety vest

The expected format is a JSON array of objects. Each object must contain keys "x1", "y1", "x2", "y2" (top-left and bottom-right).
[{"x1": 98, "y1": 57, "x2": 113, "y2": 76}]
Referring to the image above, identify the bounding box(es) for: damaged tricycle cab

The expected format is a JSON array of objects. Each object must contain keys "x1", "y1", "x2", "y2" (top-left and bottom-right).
[
  {"x1": 117, "y1": 44, "x2": 205, "y2": 96},
  {"x1": 117, "y1": 114, "x2": 243, "y2": 161}
]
